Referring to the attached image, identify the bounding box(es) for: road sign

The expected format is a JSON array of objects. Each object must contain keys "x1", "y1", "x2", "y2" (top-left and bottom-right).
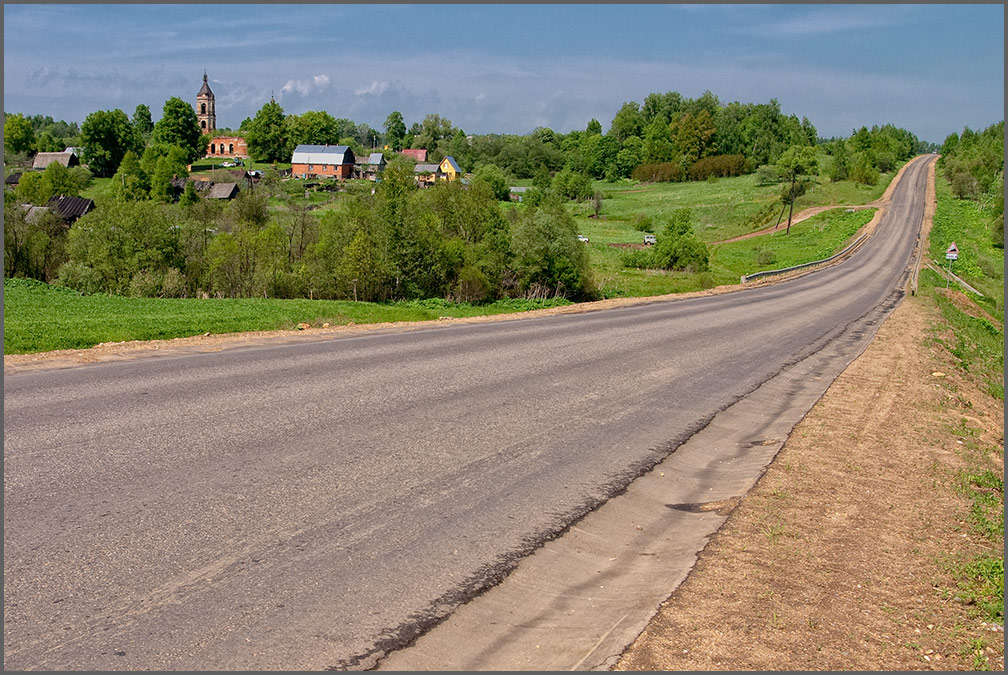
[{"x1": 946, "y1": 242, "x2": 959, "y2": 260}]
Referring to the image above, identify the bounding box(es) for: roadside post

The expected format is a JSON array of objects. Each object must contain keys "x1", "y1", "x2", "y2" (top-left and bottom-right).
[{"x1": 945, "y1": 242, "x2": 958, "y2": 289}]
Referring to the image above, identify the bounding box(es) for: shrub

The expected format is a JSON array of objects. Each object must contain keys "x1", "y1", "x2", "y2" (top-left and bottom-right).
[
  {"x1": 631, "y1": 162, "x2": 683, "y2": 183},
  {"x1": 688, "y1": 154, "x2": 749, "y2": 181},
  {"x1": 755, "y1": 164, "x2": 782, "y2": 185},
  {"x1": 755, "y1": 247, "x2": 777, "y2": 266},
  {"x1": 633, "y1": 214, "x2": 654, "y2": 232}
]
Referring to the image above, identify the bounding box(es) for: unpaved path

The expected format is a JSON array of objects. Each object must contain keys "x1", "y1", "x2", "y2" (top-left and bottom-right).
[{"x1": 710, "y1": 160, "x2": 912, "y2": 245}]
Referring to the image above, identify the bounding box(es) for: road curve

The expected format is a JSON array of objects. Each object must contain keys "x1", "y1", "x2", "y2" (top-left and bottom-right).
[{"x1": 3, "y1": 156, "x2": 933, "y2": 670}]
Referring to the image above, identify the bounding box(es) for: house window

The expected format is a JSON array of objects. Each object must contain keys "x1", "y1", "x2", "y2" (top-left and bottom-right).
[
  {"x1": 201, "y1": 103, "x2": 206, "y2": 114},
  {"x1": 201, "y1": 120, "x2": 206, "y2": 129},
  {"x1": 308, "y1": 164, "x2": 313, "y2": 171},
  {"x1": 229, "y1": 143, "x2": 234, "y2": 153}
]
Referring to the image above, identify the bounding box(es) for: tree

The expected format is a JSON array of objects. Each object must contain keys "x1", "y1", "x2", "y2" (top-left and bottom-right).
[
  {"x1": 16, "y1": 161, "x2": 90, "y2": 206},
  {"x1": 149, "y1": 146, "x2": 190, "y2": 203},
  {"x1": 132, "y1": 104, "x2": 154, "y2": 138},
  {"x1": 412, "y1": 114, "x2": 455, "y2": 154},
  {"x1": 110, "y1": 150, "x2": 150, "y2": 202},
  {"x1": 642, "y1": 118, "x2": 676, "y2": 164},
  {"x1": 383, "y1": 111, "x2": 406, "y2": 151},
  {"x1": 152, "y1": 96, "x2": 205, "y2": 164},
  {"x1": 827, "y1": 140, "x2": 849, "y2": 182},
  {"x1": 245, "y1": 98, "x2": 290, "y2": 163},
  {"x1": 80, "y1": 108, "x2": 141, "y2": 177},
  {"x1": 585, "y1": 118, "x2": 603, "y2": 136},
  {"x1": 472, "y1": 163, "x2": 510, "y2": 202},
  {"x1": 4, "y1": 113, "x2": 35, "y2": 155},
  {"x1": 672, "y1": 109, "x2": 717, "y2": 165},
  {"x1": 287, "y1": 110, "x2": 340, "y2": 147},
  {"x1": 777, "y1": 145, "x2": 819, "y2": 233},
  {"x1": 608, "y1": 102, "x2": 643, "y2": 145}
]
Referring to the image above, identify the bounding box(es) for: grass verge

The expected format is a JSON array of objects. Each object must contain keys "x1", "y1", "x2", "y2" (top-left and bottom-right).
[{"x1": 2, "y1": 277, "x2": 570, "y2": 355}]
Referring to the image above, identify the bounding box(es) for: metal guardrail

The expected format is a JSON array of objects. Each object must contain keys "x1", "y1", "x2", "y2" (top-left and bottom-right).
[
  {"x1": 740, "y1": 230, "x2": 871, "y2": 284},
  {"x1": 926, "y1": 261, "x2": 986, "y2": 297}
]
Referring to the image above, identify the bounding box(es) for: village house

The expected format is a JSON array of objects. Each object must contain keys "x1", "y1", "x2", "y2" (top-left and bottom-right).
[
  {"x1": 414, "y1": 155, "x2": 462, "y2": 187},
  {"x1": 439, "y1": 156, "x2": 462, "y2": 182},
  {"x1": 354, "y1": 152, "x2": 386, "y2": 181},
  {"x1": 44, "y1": 195, "x2": 94, "y2": 223},
  {"x1": 414, "y1": 162, "x2": 442, "y2": 186},
  {"x1": 32, "y1": 151, "x2": 79, "y2": 171},
  {"x1": 207, "y1": 182, "x2": 239, "y2": 200},
  {"x1": 290, "y1": 144, "x2": 356, "y2": 180}
]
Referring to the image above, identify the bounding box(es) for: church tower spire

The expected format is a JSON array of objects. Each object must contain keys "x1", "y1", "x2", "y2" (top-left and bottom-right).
[{"x1": 196, "y1": 71, "x2": 216, "y2": 133}]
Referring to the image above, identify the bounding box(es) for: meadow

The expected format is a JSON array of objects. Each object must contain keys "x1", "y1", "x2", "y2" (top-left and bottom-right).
[{"x1": 2, "y1": 277, "x2": 570, "y2": 355}]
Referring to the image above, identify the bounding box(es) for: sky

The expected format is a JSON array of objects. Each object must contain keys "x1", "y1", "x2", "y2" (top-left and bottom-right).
[{"x1": 3, "y1": 3, "x2": 1004, "y2": 145}]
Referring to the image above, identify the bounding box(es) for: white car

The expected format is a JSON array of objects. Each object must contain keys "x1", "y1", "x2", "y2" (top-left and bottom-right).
[
  {"x1": 577, "y1": 235, "x2": 590, "y2": 243},
  {"x1": 643, "y1": 234, "x2": 657, "y2": 245}
]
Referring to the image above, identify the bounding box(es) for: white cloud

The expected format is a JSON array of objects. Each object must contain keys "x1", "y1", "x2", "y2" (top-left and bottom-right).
[
  {"x1": 279, "y1": 74, "x2": 331, "y2": 98},
  {"x1": 354, "y1": 80, "x2": 389, "y2": 96}
]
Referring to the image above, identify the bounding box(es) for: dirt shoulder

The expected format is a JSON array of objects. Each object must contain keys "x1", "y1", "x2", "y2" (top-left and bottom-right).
[{"x1": 614, "y1": 281, "x2": 1004, "y2": 670}]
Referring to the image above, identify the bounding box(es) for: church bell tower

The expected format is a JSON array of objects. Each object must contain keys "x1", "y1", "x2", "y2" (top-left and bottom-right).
[{"x1": 196, "y1": 71, "x2": 216, "y2": 133}]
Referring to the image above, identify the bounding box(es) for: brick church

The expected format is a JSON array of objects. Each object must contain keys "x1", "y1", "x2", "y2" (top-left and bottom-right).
[{"x1": 197, "y1": 72, "x2": 249, "y2": 160}]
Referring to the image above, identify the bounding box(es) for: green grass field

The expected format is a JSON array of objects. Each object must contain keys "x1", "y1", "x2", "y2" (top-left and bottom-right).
[{"x1": 2, "y1": 278, "x2": 570, "y2": 355}]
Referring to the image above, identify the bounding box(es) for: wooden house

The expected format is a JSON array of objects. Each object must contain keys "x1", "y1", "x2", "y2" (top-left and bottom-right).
[
  {"x1": 43, "y1": 195, "x2": 94, "y2": 223},
  {"x1": 355, "y1": 153, "x2": 387, "y2": 181},
  {"x1": 32, "y1": 151, "x2": 79, "y2": 171},
  {"x1": 414, "y1": 162, "x2": 442, "y2": 186},
  {"x1": 439, "y1": 156, "x2": 462, "y2": 182}
]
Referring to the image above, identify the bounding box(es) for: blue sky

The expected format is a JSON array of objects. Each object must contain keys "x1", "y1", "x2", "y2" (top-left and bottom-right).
[{"x1": 3, "y1": 3, "x2": 1004, "y2": 144}]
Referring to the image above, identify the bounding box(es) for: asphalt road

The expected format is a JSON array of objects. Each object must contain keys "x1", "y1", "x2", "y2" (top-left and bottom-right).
[{"x1": 3, "y1": 156, "x2": 933, "y2": 670}]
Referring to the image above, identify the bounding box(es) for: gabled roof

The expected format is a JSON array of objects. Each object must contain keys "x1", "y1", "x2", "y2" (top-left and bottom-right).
[
  {"x1": 24, "y1": 205, "x2": 51, "y2": 223},
  {"x1": 291, "y1": 144, "x2": 355, "y2": 165},
  {"x1": 32, "y1": 152, "x2": 78, "y2": 170},
  {"x1": 441, "y1": 156, "x2": 461, "y2": 173},
  {"x1": 5, "y1": 172, "x2": 23, "y2": 185},
  {"x1": 207, "y1": 182, "x2": 239, "y2": 199},
  {"x1": 366, "y1": 153, "x2": 385, "y2": 165},
  {"x1": 44, "y1": 195, "x2": 94, "y2": 221},
  {"x1": 414, "y1": 163, "x2": 440, "y2": 174}
]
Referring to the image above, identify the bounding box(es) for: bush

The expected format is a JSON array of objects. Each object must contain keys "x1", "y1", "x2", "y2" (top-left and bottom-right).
[
  {"x1": 688, "y1": 154, "x2": 749, "y2": 181},
  {"x1": 631, "y1": 162, "x2": 683, "y2": 183},
  {"x1": 633, "y1": 214, "x2": 654, "y2": 232},
  {"x1": 755, "y1": 164, "x2": 782, "y2": 185},
  {"x1": 755, "y1": 247, "x2": 777, "y2": 266}
]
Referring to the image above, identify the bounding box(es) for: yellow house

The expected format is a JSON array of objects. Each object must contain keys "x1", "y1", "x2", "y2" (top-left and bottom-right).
[{"x1": 439, "y1": 156, "x2": 462, "y2": 181}]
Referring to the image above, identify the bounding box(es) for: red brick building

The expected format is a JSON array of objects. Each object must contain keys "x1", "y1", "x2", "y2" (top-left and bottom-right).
[
  {"x1": 206, "y1": 136, "x2": 249, "y2": 159},
  {"x1": 290, "y1": 145, "x2": 356, "y2": 180}
]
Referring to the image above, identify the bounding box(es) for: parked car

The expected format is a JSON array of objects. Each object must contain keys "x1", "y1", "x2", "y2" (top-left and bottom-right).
[
  {"x1": 644, "y1": 234, "x2": 657, "y2": 245},
  {"x1": 577, "y1": 234, "x2": 590, "y2": 243}
]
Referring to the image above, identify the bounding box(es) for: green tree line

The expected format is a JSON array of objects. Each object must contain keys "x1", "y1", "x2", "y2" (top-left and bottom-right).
[{"x1": 939, "y1": 121, "x2": 1004, "y2": 247}]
